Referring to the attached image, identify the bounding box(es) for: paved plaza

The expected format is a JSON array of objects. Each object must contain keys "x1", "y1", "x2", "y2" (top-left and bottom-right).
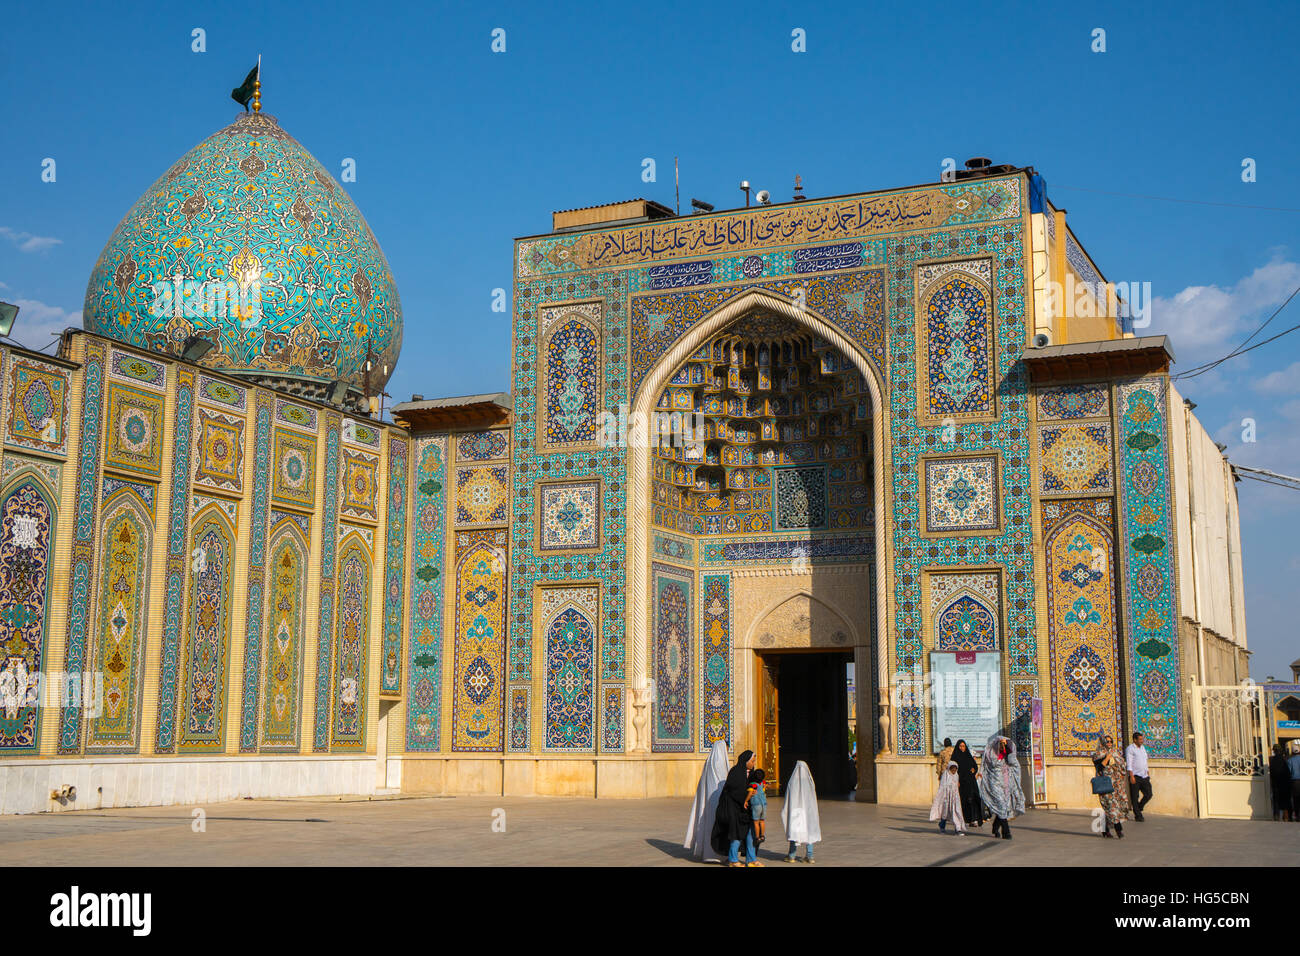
[{"x1": 2, "y1": 794, "x2": 1296, "y2": 866}]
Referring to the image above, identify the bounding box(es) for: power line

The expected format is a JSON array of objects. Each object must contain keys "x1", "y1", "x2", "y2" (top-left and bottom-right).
[
  {"x1": 1235, "y1": 465, "x2": 1300, "y2": 492},
  {"x1": 1053, "y1": 184, "x2": 1300, "y2": 213},
  {"x1": 1172, "y1": 285, "x2": 1300, "y2": 381}
]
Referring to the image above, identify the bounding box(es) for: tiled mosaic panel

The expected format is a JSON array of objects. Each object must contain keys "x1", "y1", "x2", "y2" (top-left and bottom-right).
[
  {"x1": 602, "y1": 683, "x2": 624, "y2": 751},
  {"x1": 929, "y1": 571, "x2": 999, "y2": 652},
  {"x1": 1010, "y1": 677, "x2": 1038, "y2": 755},
  {"x1": 261, "y1": 521, "x2": 308, "y2": 750},
  {"x1": 924, "y1": 455, "x2": 999, "y2": 532},
  {"x1": 381, "y1": 437, "x2": 409, "y2": 695},
  {"x1": 451, "y1": 528, "x2": 507, "y2": 752},
  {"x1": 274, "y1": 398, "x2": 317, "y2": 431},
  {"x1": 652, "y1": 562, "x2": 693, "y2": 752},
  {"x1": 539, "y1": 302, "x2": 602, "y2": 450},
  {"x1": 508, "y1": 685, "x2": 530, "y2": 751},
  {"x1": 700, "y1": 573, "x2": 732, "y2": 749},
  {"x1": 890, "y1": 215, "x2": 1037, "y2": 755},
  {"x1": 915, "y1": 258, "x2": 994, "y2": 425},
  {"x1": 512, "y1": 274, "x2": 629, "y2": 690},
  {"x1": 342, "y1": 418, "x2": 382, "y2": 449},
  {"x1": 197, "y1": 374, "x2": 247, "y2": 411},
  {"x1": 153, "y1": 366, "x2": 195, "y2": 754},
  {"x1": 331, "y1": 534, "x2": 371, "y2": 750},
  {"x1": 237, "y1": 394, "x2": 273, "y2": 752},
  {"x1": 406, "y1": 436, "x2": 447, "y2": 751},
  {"x1": 193, "y1": 406, "x2": 245, "y2": 492},
  {"x1": 1038, "y1": 423, "x2": 1113, "y2": 497},
  {"x1": 455, "y1": 465, "x2": 509, "y2": 527},
  {"x1": 312, "y1": 413, "x2": 342, "y2": 752},
  {"x1": 60, "y1": 341, "x2": 106, "y2": 753},
  {"x1": 1116, "y1": 379, "x2": 1184, "y2": 758},
  {"x1": 4, "y1": 355, "x2": 69, "y2": 455},
  {"x1": 540, "y1": 585, "x2": 598, "y2": 751},
  {"x1": 653, "y1": 532, "x2": 694, "y2": 563},
  {"x1": 85, "y1": 487, "x2": 153, "y2": 753},
  {"x1": 775, "y1": 465, "x2": 828, "y2": 530},
  {"x1": 105, "y1": 383, "x2": 164, "y2": 477},
  {"x1": 538, "y1": 480, "x2": 600, "y2": 551},
  {"x1": 457, "y1": 430, "x2": 509, "y2": 462},
  {"x1": 108, "y1": 349, "x2": 166, "y2": 390},
  {"x1": 0, "y1": 478, "x2": 55, "y2": 752},
  {"x1": 340, "y1": 449, "x2": 379, "y2": 521},
  {"x1": 1037, "y1": 383, "x2": 1109, "y2": 422},
  {"x1": 178, "y1": 504, "x2": 236, "y2": 753},
  {"x1": 517, "y1": 178, "x2": 1020, "y2": 279},
  {"x1": 271, "y1": 426, "x2": 316, "y2": 510},
  {"x1": 1043, "y1": 498, "x2": 1122, "y2": 757}
]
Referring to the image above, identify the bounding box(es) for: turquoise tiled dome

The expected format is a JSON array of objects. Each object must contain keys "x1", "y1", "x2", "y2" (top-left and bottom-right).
[{"x1": 84, "y1": 111, "x2": 401, "y2": 394}]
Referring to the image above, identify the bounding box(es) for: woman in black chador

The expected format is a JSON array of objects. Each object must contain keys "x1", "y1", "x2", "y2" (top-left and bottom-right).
[
  {"x1": 951, "y1": 739, "x2": 984, "y2": 827},
  {"x1": 711, "y1": 749, "x2": 759, "y2": 866}
]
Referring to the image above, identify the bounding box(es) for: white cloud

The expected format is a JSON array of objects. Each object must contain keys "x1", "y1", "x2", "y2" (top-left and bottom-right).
[
  {"x1": 0, "y1": 227, "x2": 63, "y2": 254},
  {"x1": 1153, "y1": 256, "x2": 1300, "y2": 369},
  {"x1": 1254, "y1": 360, "x2": 1300, "y2": 395},
  {"x1": 6, "y1": 298, "x2": 81, "y2": 351}
]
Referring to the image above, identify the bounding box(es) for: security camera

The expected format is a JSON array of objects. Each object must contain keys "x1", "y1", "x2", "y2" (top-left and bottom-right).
[{"x1": 1033, "y1": 332, "x2": 1051, "y2": 348}]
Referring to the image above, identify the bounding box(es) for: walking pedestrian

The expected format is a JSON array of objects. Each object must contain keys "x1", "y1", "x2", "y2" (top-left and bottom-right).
[
  {"x1": 1125, "y1": 731, "x2": 1152, "y2": 821},
  {"x1": 930, "y1": 761, "x2": 967, "y2": 834},
  {"x1": 952, "y1": 739, "x2": 983, "y2": 827},
  {"x1": 936, "y1": 737, "x2": 954, "y2": 778},
  {"x1": 1091, "y1": 733, "x2": 1131, "y2": 839},
  {"x1": 1288, "y1": 745, "x2": 1300, "y2": 821},
  {"x1": 1269, "y1": 743, "x2": 1293, "y2": 821},
  {"x1": 978, "y1": 734, "x2": 1024, "y2": 840}
]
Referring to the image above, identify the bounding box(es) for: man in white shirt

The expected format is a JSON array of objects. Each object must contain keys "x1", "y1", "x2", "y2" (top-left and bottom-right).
[{"x1": 1126, "y1": 731, "x2": 1152, "y2": 821}]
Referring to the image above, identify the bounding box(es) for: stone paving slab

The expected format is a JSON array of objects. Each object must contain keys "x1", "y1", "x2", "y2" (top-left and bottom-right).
[{"x1": 1, "y1": 795, "x2": 1296, "y2": 866}]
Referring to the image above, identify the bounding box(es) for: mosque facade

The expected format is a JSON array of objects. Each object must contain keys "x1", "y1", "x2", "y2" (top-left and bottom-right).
[{"x1": 0, "y1": 106, "x2": 1248, "y2": 816}]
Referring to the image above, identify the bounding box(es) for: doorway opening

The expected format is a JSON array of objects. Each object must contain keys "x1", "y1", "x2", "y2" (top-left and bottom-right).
[{"x1": 757, "y1": 649, "x2": 855, "y2": 796}]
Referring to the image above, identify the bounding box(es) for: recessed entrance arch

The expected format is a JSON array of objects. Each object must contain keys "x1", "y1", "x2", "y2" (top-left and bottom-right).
[{"x1": 624, "y1": 287, "x2": 891, "y2": 798}]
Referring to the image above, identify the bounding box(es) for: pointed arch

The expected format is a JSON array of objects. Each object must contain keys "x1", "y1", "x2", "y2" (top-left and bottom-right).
[
  {"x1": 86, "y1": 486, "x2": 153, "y2": 753},
  {"x1": 178, "y1": 501, "x2": 236, "y2": 753},
  {"x1": 331, "y1": 530, "x2": 373, "y2": 750},
  {"x1": 743, "y1": 588, "x2": 860, "y2": 651},
  {"x1": 1043, "y1": 501, "x2": 1122, "y2": 757},
  {"x1": 260, "y1": 517, "x2": 309, "y2": 751},
  {"x1": 0, "y1": 473, "x2": 57, "y2": 753},
  {"x1": 627, "y1": 287, "x2": 888, "y2": 740}
]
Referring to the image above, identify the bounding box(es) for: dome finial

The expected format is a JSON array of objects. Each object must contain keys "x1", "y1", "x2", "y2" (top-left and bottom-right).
[{"x1": 252, "y1": 54, "x2": 262, "y2": 113}]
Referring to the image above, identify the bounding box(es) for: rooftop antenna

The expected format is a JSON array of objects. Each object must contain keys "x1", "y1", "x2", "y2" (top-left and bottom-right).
[
  {"x1": 792, "y1": 174, "x2": 807, "y2": 202},
  {"x1": 674, "y1": 157, "x2": 680, "y2": 215},
  {"x1": 739, "y1": 180, "x2": 751, "y2": 207}
]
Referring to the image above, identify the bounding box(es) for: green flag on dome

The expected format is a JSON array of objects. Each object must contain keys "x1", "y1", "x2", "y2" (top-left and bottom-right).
[{"x1": 231, "y1": 64, "x2": 259, "y2": 110}]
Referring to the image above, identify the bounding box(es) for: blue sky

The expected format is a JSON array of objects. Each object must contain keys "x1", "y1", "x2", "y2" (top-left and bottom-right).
[{"x1": 2, "y1": 0, "x2": 1297, "y2": 679}]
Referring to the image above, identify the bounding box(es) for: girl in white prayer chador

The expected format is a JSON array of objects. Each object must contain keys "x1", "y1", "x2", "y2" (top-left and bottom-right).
[
  {"x1": 781, "y1": 760, "x2": 822, "y2": 863},
  {"x1": 929, "y1": 761, "x2": 967, "y2": 834}
]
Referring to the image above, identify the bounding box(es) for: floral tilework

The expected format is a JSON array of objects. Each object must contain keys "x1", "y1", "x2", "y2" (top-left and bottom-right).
[
  {"x1": 699, "y1": 573, "x2": 732, "y2": 749},
  {"x1": 457, "y1": 430, "x2": 509, "y2": 462},
  {"x1": 540, "y1": 585, "x2": 598, "y2": 751},
  {"x1": 455, "y1": 465, "x2": 509, "y2": 527},
  {"x1": 271, "y1": 426, "x2": 316, "y2": 511},
  {"x1": 602, "y1": 684, "x2": 624, "y2": 752},
  {"x1": 193, "y1": 407, "x2": 246, "y2": 492},
  {"x1": 407, "y1": 435, "x2": 447, "y2": 751},
  {"x1": 1115, "y1": 378, "x2": 1183, "y2": 758},
  {"x1": 108, "y1": 349, "x2": 166, "y2": 390},
  {"x1": 1038, "y1": 423, "x2": 1113, "y2": 496},
  {"x1": 105, "y1": 383, "x2": 164, "y2": 478},
  {"x1": 538, "y1": 480, "x2": 600, "y2": 551},
  {"x1": 4, "y1": 356, "x2": 69, "y2": 455},
  {"x1": 1037, "y1": 384, "x2": 1109, "y2": 421},
  {"x1": 538, "y1": 303, "x2": 602, "y2": 451},
  {"x1": 652, "y1": 562, "x2": 693, "y2": 752},
  {"x1": 915, "y1": 258, "x2": 995, "y2": 426},
  {"x1": 929, "y1": 571, "x2": 1000, "y2": 652},
  {"x1": 451, "y1": 529, "x2": 508, "y2": 751},
  {"x1": 340, "y1": 449, "x2": 379, "y2": 521},
  {"x1": 923, "y1": 455, "x2": 999, "y2": 533},
  {"x1": 887, "y1": 214, "x2": 1037, "y2": 754},
  {"x1": 775, "y1": 466, "x2": 828, "y2": 530},
  {"x1": 380, "y1": 436, "x2": 409, "y2": 696}
]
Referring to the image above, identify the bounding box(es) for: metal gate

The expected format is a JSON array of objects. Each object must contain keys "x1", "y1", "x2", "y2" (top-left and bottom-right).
[{"x1": 1189, "y1": 677, "x2": 1270, "y2": 819}]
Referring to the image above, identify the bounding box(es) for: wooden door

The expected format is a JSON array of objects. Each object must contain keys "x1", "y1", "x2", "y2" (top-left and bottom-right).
[{"x1": 758, "y1": 654, "x2": 779, "y2": 794}]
